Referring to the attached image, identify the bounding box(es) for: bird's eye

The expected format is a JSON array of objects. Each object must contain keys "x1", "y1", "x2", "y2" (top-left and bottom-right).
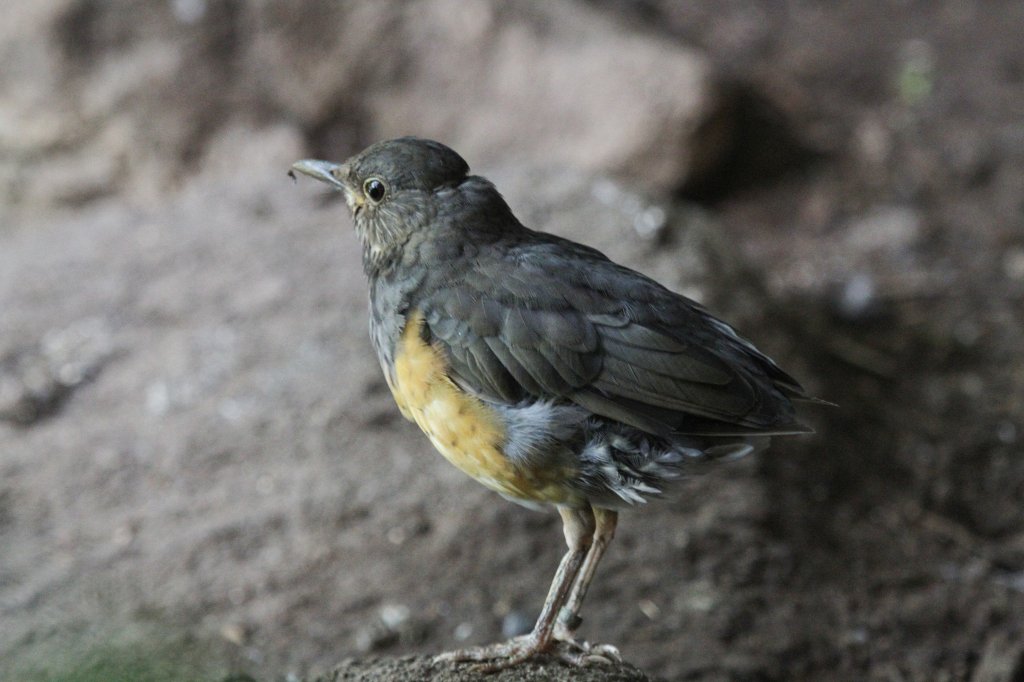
[{"x1": 363, "y1": 178, "x2": 386, "y2": 203}]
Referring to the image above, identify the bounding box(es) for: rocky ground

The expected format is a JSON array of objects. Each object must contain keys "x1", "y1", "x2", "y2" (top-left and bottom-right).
[{"x1": 2, "y1": 2, "x2": 1023, "y2": 681}]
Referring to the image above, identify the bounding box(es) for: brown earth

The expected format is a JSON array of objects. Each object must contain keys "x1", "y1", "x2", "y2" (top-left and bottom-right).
[{"x1": 2, "y1": 2, "x2": 1023, "y2": 681}]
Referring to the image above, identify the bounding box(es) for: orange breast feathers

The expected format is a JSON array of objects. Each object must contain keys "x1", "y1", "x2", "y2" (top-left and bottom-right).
[{"x1": 386, "y1": 311, "x2": 578, "y2": 504}]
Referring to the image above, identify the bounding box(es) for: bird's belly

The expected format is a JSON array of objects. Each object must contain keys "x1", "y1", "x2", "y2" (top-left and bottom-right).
[{"x1": 388, "y1": 312, "x2": 579, "y2": 505}]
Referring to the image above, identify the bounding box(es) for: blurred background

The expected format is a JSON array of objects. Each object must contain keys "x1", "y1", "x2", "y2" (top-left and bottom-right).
[{"x1": 1, "y1": 1, "x2": 1023, "y2": 680}]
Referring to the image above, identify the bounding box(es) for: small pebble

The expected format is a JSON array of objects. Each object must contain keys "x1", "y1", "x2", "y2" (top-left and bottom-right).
[
  {"x1": 836, "y1": 272, "x2": 876, "y2": 320},
  {"x1": 145, "y1": 381, "x2": 171, "y2": 416},
  {"x1": 845, "y1": 205, "x2": 922, "y2": 253},
  {"x1": 453, "y1": 621, "x2": 474, "y2": 641},
  {"x1": 633, "y1": 206, "x2": 666, "y2": 239},
  {"x1": 638, "y1": 599, "x2": 661, "y2": 620},
  {"x1": 171, "y1": 0, "x2": 207, "y2": 24},
  {"x1": 221, "y1": 622, "x2": 247, "y2": 646},
  {"x1": 379, "y1": 603, "x2": 410, "y2": 630},
  {"x1": 996, "y1": 421, "x2": 1017, "y2": 444},
  {"x1": 1002, "y1": 248, "x2": 1024, "y2": 281},
  {"x1": 501, "y1": 610, "x2": 533, "y2": 638},
  {"x1": 845, "y1": 627, "x2": 869, "y2": 645}
]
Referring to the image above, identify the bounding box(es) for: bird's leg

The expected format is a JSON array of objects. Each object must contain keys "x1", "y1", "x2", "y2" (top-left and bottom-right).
[
  {"x1": 556, "y1": 507, "x2": 618, "y2": 636},
  {"x1": 435, "y1": 506, "x2": 595, "y2": 670},
  {"x1": 550, "y1": 507, "x2": 622, "y2": 664}
]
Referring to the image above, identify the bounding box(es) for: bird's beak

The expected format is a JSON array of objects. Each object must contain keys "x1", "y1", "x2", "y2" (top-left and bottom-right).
[{"x1": 289, "y1": 159, "x2": 350, "y2": 191}]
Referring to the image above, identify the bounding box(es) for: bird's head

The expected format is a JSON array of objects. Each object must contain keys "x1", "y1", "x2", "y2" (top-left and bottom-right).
[{"x1": 291, "y1": 137, "x2": 476, "y2": 271}]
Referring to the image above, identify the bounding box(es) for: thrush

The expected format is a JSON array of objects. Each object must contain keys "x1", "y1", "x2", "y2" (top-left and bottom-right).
[{"x1": 290, "y1": 137, "x2": 817, "y2": 670}]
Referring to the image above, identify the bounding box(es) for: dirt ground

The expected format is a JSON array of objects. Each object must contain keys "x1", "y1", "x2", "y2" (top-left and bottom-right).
[{"x1": 2, "y1": 2, "x2": 1023, "y2": 681}]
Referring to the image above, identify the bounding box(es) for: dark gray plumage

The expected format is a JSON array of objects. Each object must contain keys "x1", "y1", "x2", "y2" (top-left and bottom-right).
[{"x1": 290, "y1": 136, "x2": 820, "y2": 670}]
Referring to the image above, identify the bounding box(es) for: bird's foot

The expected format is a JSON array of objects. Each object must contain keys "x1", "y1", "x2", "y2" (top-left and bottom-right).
[
  {"x1": 551, "y1": 625, "x2": 622, "y2": 667},
  {"x1": 434, "y1": 634, "x2": 547, "y2": 672},
  {"x1": 434, "y1": 632, "x2": 621, "y2": 672}
]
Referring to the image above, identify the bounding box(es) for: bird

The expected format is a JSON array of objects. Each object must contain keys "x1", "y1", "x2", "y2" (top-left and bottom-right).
[{"x1": 290, "y1": 137, "x2": 819, "y2": 671}]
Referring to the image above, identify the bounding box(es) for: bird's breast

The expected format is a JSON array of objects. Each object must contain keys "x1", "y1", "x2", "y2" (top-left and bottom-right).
[{"x1": 387, "y1": 310, "x2": 580, "y2": 505}]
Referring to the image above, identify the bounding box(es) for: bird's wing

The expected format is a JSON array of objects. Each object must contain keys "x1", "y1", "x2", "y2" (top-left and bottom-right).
[{"x1": 419, "y1": 235, "x2": 810, "y2": 437}]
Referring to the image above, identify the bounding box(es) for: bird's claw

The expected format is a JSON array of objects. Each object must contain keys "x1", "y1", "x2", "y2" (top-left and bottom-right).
[
  {"x1": 434, "y1": 634, "x2": 543, "y2": 672},
  {"x1": 434, "y1": 633, "x2": 621, "y2": 671},
  {"x1": 552, "y1": 638, "x2": 622, "y2": 667}
]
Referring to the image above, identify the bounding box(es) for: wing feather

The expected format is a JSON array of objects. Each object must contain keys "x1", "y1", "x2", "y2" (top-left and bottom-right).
[{"x1": 417, "y1": 234, "x2": 810, "y2": 436}]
